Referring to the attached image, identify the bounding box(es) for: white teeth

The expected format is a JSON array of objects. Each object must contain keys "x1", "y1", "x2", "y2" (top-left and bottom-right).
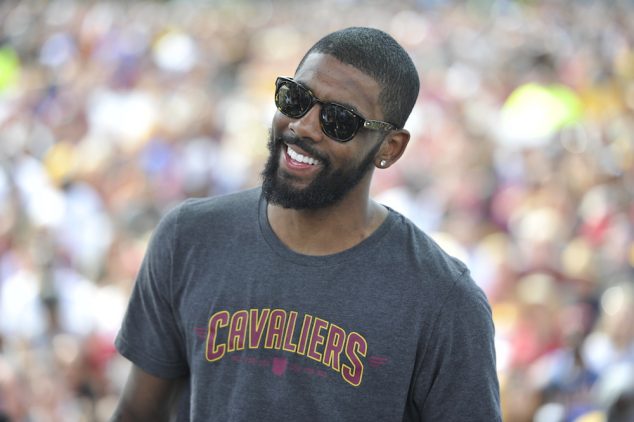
[{"x1": 287, "y1": 145, "x2": 320, "y2": 165}]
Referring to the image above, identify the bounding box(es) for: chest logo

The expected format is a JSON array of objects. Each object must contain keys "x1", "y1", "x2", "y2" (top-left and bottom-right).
[{"x1": 205, "y1": 308, "x2": 367, "y2": 387}]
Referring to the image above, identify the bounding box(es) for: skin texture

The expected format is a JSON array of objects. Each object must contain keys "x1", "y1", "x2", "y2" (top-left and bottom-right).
[
  {"x1": 111, "y1": 52, "x2": 411, "y2": 419},
  {"x1": 110, "y1": 366, "x2": 185, "y2": 422},
  {"x1": 267, "y1": 52, "x2": 410, "y2": 255}
]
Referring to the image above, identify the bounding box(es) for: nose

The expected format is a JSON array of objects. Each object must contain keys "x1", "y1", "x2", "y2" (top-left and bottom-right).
[{"x1": 288, "y1": 103, "x2": 325, "y2": 142}]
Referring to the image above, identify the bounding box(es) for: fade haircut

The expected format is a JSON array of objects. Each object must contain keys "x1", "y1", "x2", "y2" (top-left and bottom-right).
[{"x1": 296, "y1": 27, "x2": 420, "y2": 129}]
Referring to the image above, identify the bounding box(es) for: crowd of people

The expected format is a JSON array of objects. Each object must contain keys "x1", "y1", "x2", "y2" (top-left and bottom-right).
[{"x1": 0, "y1": 0, "x2": 633, "y2": 420}]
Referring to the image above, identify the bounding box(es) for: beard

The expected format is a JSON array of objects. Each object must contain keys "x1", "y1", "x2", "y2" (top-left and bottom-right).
[{"x1": 261, "y1": 131, "x2": 381, "y2": 210}]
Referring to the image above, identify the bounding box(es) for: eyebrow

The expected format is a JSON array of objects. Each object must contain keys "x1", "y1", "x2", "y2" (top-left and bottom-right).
[{"x1": 297, "y1": 79, "x2": 365, "y2": 116}]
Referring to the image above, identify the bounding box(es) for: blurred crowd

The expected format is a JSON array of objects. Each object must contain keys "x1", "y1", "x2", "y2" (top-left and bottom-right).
[{"x1": 0, "y1": 0, "x2": 633, "y2": 421}]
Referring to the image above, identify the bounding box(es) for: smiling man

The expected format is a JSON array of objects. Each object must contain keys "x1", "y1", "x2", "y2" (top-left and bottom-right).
[{"x1": 112, "y1": 27, "x2": 501, "y2": 421}]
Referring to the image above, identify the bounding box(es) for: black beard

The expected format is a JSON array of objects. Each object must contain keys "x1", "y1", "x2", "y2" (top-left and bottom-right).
[{"x1": 261, "y1": 131, "x2": 381, "y2": 210}]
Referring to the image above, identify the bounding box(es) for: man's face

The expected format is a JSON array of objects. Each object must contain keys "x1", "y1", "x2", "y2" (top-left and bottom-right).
[{"x1": 262, "y1": 53, "x2": 386, "y2": 210}]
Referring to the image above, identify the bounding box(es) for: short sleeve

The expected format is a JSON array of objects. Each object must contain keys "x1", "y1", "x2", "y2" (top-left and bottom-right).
[
  {"x1": 115, "y1": 203, "x2": 189, "y2": 379},
  {"x1": 407, "y1": 271, "x2": 501, "y2": 421}
]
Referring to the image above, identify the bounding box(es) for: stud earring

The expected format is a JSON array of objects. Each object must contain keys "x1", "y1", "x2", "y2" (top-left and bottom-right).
[{"x1": 379, "y1": 160, "x2": 388, "y2": 168}]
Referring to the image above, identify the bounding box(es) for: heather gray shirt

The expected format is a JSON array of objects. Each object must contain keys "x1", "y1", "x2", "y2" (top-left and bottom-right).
[{"x1": 115, "y1": 188, "x2": 501, "y2": 421}]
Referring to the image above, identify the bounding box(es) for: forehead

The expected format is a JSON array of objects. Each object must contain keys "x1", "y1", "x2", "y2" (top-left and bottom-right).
[{"x1": 294, "y1": 53, "x2": 382, "y2": 118}]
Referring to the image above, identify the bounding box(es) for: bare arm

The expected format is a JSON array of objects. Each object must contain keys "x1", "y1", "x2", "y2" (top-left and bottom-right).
[{"x1": 111, "y1": 364, "x2": 186, "y2": 422}]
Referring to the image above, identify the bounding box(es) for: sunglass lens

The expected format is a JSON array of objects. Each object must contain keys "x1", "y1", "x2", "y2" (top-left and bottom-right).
[
  {"x1": 320, "y1": 104, "x2": 360, "y2": 141},
  {"x1": 276, "y1": 80, "x2": 312, "y2": 117}
]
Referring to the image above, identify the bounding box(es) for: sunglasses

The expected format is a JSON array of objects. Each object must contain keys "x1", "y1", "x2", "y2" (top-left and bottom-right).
[{"x1": 274, "y1": 76, "x2": 397, "y2": 142}]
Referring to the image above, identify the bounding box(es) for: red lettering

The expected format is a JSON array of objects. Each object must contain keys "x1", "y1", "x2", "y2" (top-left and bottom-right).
[
  {"x1": 297, "y1": 314, "x2": 313, "y2": 355},
  {"x1": 265, "y1": 309, "x2": 286, "y2": 349},
  {"x1": 249, "y1": 309, "x2": 270, "y2": 349},
  {"x1": 228, "y1": 310, "x2": 248, "y2": 351},
  {"x1": 341, "y1": 332, "x2": 367, "y2": 387},
  {"x1": 307, "y1": 318, "x2": 328, "y2": 362},
  {"x1": 322, "y1": 324, "x2": 346, "y2": 371},
  {"x1": 206, "y1": 311, "x2": 229, "y2": 362},
  {"x1": 282, "y1": 311, "x2": 299, "y2": 353}
]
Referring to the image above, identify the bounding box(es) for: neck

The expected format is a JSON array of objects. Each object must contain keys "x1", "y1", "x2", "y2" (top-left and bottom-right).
[{"x1": 267, "y1": 187, "x2": 388, "y2": 256}]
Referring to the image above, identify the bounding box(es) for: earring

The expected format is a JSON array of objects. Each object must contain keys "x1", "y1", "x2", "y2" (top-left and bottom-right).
[{"x1": 379, "y1": 160, "x2": 387, "y2": 168}]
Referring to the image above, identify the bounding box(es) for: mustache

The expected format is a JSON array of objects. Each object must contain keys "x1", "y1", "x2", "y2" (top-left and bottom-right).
[{"x1": 276, "y1": 132, "x2": 329, "y2": 165}]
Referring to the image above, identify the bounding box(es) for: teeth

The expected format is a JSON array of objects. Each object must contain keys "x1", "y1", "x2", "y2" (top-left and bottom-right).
[{"x1": 287, "y1": 145, "x2": 320, "y2": 165}]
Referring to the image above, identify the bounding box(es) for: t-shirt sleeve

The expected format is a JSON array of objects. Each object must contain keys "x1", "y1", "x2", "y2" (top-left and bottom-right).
[
  {"x1": 409, "y1": 271, "x2": 501, "y2": 421},
  {"x1": 115, "y1": 203, "x2": 189, "y2": 379}
]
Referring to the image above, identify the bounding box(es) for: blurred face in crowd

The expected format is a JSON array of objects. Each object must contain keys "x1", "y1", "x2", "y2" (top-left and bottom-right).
[{"x1": 262, "y1": 53, "x2": 387, "y2": 209}]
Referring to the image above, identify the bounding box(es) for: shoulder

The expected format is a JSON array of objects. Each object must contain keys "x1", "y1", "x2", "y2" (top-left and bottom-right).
[
  {"x1": 178, "y1": 187, "x2": 261, "y2": 217},
  {"x1": 386, "y1": 209, "x2": 493, "y2": 315},
  {"x1": 387, "y1": 209, "x2": 469, "y2": 286},
  {"x1": 163, "y1": 187, "x2": 261, "y2": 231}
]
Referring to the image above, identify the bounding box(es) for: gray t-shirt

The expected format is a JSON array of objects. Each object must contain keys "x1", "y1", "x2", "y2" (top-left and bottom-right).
[{"x1": 115, "y1": 188, "x2": 501, "y2": 421}]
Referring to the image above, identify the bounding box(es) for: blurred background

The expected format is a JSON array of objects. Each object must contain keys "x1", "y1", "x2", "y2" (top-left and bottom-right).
[{"x1": 0, "y1": 0, "x2": 633, "y2": 421}]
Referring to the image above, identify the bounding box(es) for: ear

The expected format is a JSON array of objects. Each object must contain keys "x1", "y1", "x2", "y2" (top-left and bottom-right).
[{"x1": 374, "y1": 129, "x2": 410, "y2": 169}]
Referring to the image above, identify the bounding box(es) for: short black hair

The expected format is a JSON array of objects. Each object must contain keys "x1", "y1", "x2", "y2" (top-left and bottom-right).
[{"x1": 296, "y1": 27, "x2": 420, "y2": 129}]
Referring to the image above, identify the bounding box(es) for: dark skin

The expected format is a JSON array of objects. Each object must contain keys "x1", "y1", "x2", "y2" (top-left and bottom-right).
[
  {"x1": 111, "y1": 53, "x2": 411, "y2": 420},
  {"x1": 268, "y1": 53, "x2": 410, "y2": 255},
  {"x1": 110, "y1": 366, "x2": 185, "y2": 421}
]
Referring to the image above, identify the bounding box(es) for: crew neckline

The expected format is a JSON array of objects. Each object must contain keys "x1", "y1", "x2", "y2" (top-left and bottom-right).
[{"x1": 258, "y1": 192, "x2": 397, "y2": 267}]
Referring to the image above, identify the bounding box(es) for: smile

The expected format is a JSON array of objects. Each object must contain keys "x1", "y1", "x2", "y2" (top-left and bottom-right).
[{"x1": 286, "y1": 145, "x2": 321, "y2": 166}]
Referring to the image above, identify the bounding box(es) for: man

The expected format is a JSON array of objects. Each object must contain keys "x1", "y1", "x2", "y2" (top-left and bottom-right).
[{"x1": 112, "y1": 27, "x2": 501, "y2": 421}]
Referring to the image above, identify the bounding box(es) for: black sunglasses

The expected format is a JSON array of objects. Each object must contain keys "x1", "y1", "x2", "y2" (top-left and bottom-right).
[{"x1": 274, "y1": 76, "x2": 397, "y2": 142}]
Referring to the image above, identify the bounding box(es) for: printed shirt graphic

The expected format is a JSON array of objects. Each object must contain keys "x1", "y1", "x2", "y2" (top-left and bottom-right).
[
  {"x1": 203, "y1": 308, "x2": 368, "y2": 387},
  {"x1": 115, "y1": 189, "x2": 501, "y2": 421}
]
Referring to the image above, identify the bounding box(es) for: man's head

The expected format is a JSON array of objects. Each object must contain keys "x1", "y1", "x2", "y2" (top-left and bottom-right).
[
  {"x1": 262, "y1": 27, "x2": 419, "y2": 210},
  {"x1": 296, "y1": 27, "x2": 420, "y2": 129}
]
